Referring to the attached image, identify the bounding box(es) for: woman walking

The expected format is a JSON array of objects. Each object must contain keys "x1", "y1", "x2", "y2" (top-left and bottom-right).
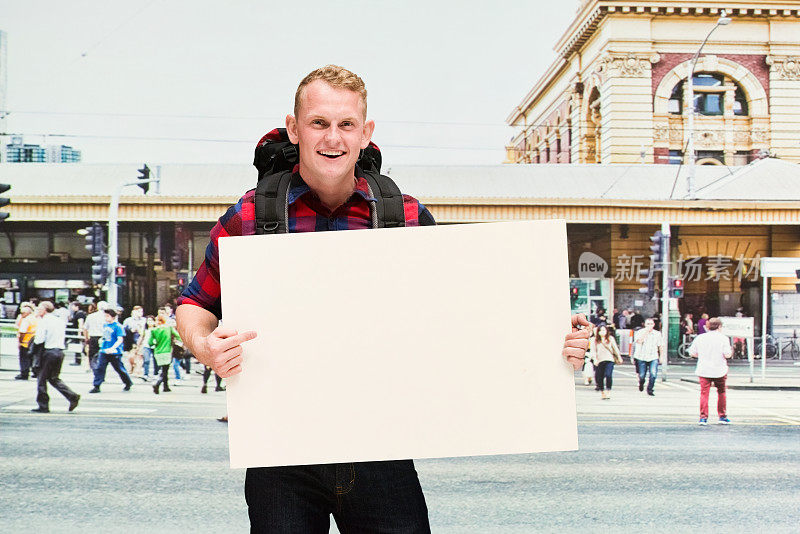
[
  {"x1": 149, "y1": 316, "x2": 181, "y2": 394},
  {"x1": 591, "y1": 325, "x2": 622, "y2": 400}
]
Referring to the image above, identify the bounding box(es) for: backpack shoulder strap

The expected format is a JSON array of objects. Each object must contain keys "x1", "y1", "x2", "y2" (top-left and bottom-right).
[
  {"x1": 363, "y1": 172, "x2": 405, "y2": 229},
  {"x1": 254, "y1": 170, "x2": 293, "y2": 235}
]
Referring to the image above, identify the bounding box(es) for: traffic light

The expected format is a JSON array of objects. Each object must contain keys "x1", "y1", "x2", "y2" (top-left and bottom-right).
[
  {"x1": 649, "y1": 230, "x2": 666, "y2": 270},
  {"x1": 669, "y1": 278, "x2": 685, "y2": 298},
  {"x1": 137, "y1": 164, "x2": 151, "y2": 194},
  {"x1": 176, "y1": 271, "x2": 189, "y2": 293},
  {"x1": 570, "y1": 285, "x2": 579, "y2": 304},
  {"x1": 83, "y1": 222, "x2": 104, "y2": 256},
  {"x1": 82, "y1": 223, "x2": 107, "y2": 285},
  {"x1": 638, "y1": 273, "x2": 656, "y2": 300},
  {"x1": 92, "y1": 254, "x2": 108, "y2": 285},
  {"x1": 0, "y1": 183, "x2": 11, "y2": 221},
  {"x1": 795, "y1": 269, "x2": 800, "y2": 293},
  {"x1": 115, "y1": 265, "x2": 127, "y2": 286}
]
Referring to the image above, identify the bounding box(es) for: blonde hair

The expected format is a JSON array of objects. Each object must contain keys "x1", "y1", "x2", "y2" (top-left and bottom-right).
[{"x1": 294, "y1": 65, "x2": 367, "y2": 118}]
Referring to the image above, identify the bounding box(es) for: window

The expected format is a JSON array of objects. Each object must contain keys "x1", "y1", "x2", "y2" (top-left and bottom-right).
[
  {"x1": 733, "y1": 87, "x2": 748, "y2": 116},
  {"x1": 694, "y1": 93, "x2": 723, "y2": 115},
  {"x1": 692, "y1": 73, "x2": 723, "y2": 87},
  {"x1": 668, "y1": 150, "x2": 683, "y2": 165},
  {"x1": 668, "y1": 84, "x2": 683, "y2": 114},
  {"x1": 667, "y1": 73, "x2": 749, "y2": 117}
]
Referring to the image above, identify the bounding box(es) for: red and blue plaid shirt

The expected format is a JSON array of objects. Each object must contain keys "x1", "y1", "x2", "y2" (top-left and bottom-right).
[{"x1": 177, "y1": 168, "x2": 434, "y2": 319}]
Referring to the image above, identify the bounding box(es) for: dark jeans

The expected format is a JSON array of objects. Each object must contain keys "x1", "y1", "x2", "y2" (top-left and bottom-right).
[
  {"x1": 37, "y1": 349, "x2": 79, "y2": 410},
  {"x1": 245, "y1": 460, "x2": 430, "y2": 533},
  {"x1": 92, "y1": 352, "x2": 133, "y2": 387},
  {"x1": 594, "y1": 361, "x2": 614, "y2": 391},
  {"x1": 88, "y1": 336, "x2": 101, "y2": 369},
  {"x1": 18, "y1": 343, "x2": 33, "y2": 378},
  {"x1": 153, "y1": 364, "x2": 170, "y2": 391},
  {"x1": 636, "y1": 359, "x2": 659, "y2": 393},
  {"x1": 203, "y1": 366, "x2": 222, "y2": 388}
]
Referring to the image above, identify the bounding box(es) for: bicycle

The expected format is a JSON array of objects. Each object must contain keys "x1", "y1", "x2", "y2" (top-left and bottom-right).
[{"x1": 777, "y1": 331, "x2": 800, "y2": 360}]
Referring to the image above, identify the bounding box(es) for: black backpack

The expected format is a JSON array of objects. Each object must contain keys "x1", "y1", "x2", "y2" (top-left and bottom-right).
[{"x1": 252, "y1": 129, "x2": 408, "y2": 234}]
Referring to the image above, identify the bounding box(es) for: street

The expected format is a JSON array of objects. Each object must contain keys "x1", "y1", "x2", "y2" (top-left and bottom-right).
[{"x1": 1, "y1": 361, "x2": 799, "y2": 533}]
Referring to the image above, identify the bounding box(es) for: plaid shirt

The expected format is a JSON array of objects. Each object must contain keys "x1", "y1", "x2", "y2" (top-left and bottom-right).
[{"x1": 178, "y1": 168, "x2": 434, "y2": 319}]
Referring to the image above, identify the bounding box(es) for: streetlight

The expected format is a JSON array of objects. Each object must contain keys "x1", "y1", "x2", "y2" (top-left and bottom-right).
[{"x1": 686, "y1": 9, "x2": 731, "y2": 199}]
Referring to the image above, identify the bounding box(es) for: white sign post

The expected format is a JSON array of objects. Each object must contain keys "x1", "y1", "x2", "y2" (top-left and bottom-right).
[
  {"x1": 719, "y1": 316, "x2": 755, "y2": 383},
  {"x1": 219, "y1": 220, "x2": 578, "y2": 468}
]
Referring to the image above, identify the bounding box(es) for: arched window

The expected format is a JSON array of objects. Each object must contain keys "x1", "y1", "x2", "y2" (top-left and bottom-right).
[{"x1": 667, "y1": 73, "x2": 749, "y2": 117}]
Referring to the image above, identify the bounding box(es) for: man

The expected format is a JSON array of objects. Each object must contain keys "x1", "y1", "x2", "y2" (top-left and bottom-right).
[
  {"x1": 30, "y1": 301, "x2": 80, "y2": 413},
  {"x1": 82, "y1": 301, "x2": 108, "y2": 370},
  {"x1": 175, "y1": 65, "x2": 591, "y2": 533},
  {"x1": 68, "y1": 301, "x2": 87, "y2": 365},
  {"x1": 122, "y1": 305, "x2": 146, "y2": 377},
  {"x1": 163, "y1": 303, "x2": 176, "y2": 326},
  {"x1": 629, "y1": 309, "x2": 645, "y2": 330},
  {"x1": 14, "y1": 302, "x2": 37, "y2": 380},
  {"x1": 53, "y1": 302, "x2": 70, "y2": 324},
  {"x1": 633, "y1": 318, "x2": 663, "y2": 396},
  {"x1": 616, "y1": 309, "x2": 629, "y2": 330},
  {"x1": 89, "y1": 308, "x2": 133, "y2": 393},
  {"x1": 688, "y1": 317, "x2": 732, "y2": 425}
]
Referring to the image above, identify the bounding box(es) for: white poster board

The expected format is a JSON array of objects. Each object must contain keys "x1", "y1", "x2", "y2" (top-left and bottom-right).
[{"x1": 219, "y1": 220, "x2": 578, "y2": 468}]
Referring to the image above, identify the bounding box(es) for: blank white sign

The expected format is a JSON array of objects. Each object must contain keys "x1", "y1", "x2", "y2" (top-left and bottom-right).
[{"x1": 219, "y1": 220, "x2": 577, "y2": 468}]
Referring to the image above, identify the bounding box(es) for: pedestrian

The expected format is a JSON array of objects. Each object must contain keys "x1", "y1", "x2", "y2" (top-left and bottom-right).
[
  {"x1": 14, "y1": 302, "x2": 37, "y2": 380},
  {"x1": 689, "y1": 317, "x2": 732, "y2": 425},
  {"x1": 201, "y1": 364, "x2": 225, "y2": 394},
  {"x1": 590, "y1": 324, "x2": 622, "y2": 400},
  {"x1": 89, "y1": 308, "x2": 133, "y2": 393},
  {"x1": 629, "y1": 309, "x2": 645, "y2": 330},
  {"x1": 52, "y1": 302, "x2": 70, "y2": 324},
  {"x1": 68, "y1": 302, "x2": 87, "y2": 365},
  {"x1": 82, "y1": 301, "x2": 108, "y2": 371},
  {"x1": 122, "y1": 305, "x2": 146, "y2": 377},
  {"x1": 149, "y1": 315, "x2": 181, "y2": 394},
  {"x1": 617, "y1": 309, "x2": 629, "y2": 330},
  {"x1": 173, "y1": 64, "x2": 591, "y2": 532},
  {"x1": 633, "y1": 318, "x2": 663, "y2": 396},
  {"x1": 28, "y1": 304, "x2": 47, "y2": 378},
  {"x1": 30, "y1": 301, "x2": 80, "y2": 413},
  {"x1": 139, "y1": 315, "x2": 157, "y2": 380},
  {"x1": 697, "y1": 313, "x2": 709, "y2": 334}
]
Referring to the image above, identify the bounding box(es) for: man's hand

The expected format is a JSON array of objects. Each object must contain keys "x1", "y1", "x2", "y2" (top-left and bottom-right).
[
  {"x1": 563, "y1": 314, "x2": 593, "y2": 371},
  {"x1": 200, "y1": 326, "x2": 257, "y2": 378}
]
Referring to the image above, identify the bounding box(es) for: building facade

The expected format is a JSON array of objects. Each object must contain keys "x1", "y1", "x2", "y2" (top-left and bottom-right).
[{"x1": 506, "y1": 0, "x2": 800, "y2": 166}]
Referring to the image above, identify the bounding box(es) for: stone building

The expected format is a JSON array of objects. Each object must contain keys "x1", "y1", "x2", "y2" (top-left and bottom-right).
[{"x1": 506, "y1": 0, "x2": 800, "y2": 166}]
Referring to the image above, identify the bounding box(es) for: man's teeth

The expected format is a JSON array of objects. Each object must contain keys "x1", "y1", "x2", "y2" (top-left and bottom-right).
[{"x1": 318, "y1": 150, "x2": 344, "y2": 157}]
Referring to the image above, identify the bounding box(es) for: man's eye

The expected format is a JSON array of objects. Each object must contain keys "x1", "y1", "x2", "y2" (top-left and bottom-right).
[
  {"x1": 311, "y1": 119, "x2": 325, "y2": 126},
  {"x1": 341, "y1": 121, "x2": 354, "y2": 127}
]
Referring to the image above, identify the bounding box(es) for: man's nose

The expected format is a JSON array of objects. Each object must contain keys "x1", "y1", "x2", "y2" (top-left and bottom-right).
[{"x1": 323, "y1": 125, "x2": 342, "y2": 143}]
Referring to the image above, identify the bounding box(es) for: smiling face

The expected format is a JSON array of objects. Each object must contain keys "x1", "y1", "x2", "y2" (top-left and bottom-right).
[{"x1": 286, "y1": 79, "x2": 375, "y2": 209}]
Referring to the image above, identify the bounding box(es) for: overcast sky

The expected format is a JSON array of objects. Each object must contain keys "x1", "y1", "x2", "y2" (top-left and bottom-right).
[{"x1": 0, "y1": 0, "x2": 576, "y2": 167}]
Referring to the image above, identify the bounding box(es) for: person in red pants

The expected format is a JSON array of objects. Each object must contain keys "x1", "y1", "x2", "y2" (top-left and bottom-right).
[{"x1": 688, "y1": 317, "x2": 733, "y2": 425}]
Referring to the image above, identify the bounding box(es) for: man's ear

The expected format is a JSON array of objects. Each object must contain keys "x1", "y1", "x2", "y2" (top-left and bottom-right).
[
  {"x1": 286, "y1": 114, "x2": 299, "y2": 144},
  {"x1": 361, "y1": 119, "x2": 375, "y2": 149}
]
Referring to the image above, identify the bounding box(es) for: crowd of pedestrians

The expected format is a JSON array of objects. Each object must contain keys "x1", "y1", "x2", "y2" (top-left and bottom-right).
[
  {"x1": 584, "y1": 306, "x2": 733, "y2": 424},
  {"x1": 11, "y1": 298, "x2": 225, "y2": 411}
]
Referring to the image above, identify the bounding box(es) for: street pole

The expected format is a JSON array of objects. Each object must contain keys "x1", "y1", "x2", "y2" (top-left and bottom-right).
[
  {"x1": 685, "y1": 10, "x2": 730, "y2": 199},
  {"x1": 661, "y1": 222, "x2": 670, "y2": 382},
  {"x1": 107, "y1": 177, "x2": 161, "y2": 309}
]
